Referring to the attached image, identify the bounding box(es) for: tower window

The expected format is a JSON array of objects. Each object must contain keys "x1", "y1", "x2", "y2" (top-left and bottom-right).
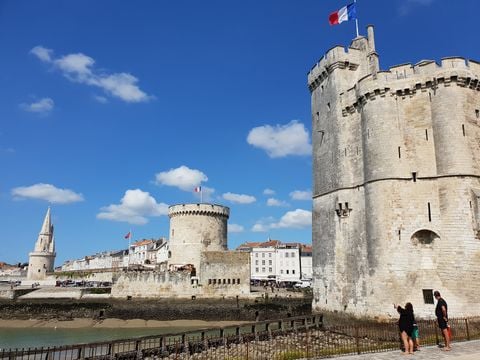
[
  {"x1": 428, "y1": 202, "x2": 432, "y2": 222},
  {"x1": 327, "y1": 103, "x2": 331, "y2": 111},
  {"x1": 425, "y1": 129, "x2": 428, "y2": 141},
  {"x1": 398, "y1": 147, "x2": 401, "y2": 159},
  {"x1": 476, "y1": 109, "x2": 479, "y2": 118},
  {"x1": 423, "y1": 289, "x2": 434, "y2": 304},
  {"x1": 462, "y1": 124, "x2": 466, "y2": 137},
  {"x1": 412, "y1": 172, "x2": 417, "y2": 182}
]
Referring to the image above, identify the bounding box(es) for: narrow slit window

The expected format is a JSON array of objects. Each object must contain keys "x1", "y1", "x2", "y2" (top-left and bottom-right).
[
  {"x1": 398, "y1": 146, "x2": 401, "y2": 159},
  {"x1": 398, "y1": 229, "x2": 401, "y2": 241},
  {"x1": 462, "y1": 124, "x2": 466, "y2": 137},
  {"x1": 428, "y1": 202, "x2": 432, "y2": 222},
  {"x1": 412, "y1": 172, "x2": 417, "y2": 182},
  {"x1": 327, "y1": 103, "x2": 331, "y2": 111},
  {"x1": 425, "y1": 129, "x2": 428, "y2": 141},
  {"x1": 476, "y1": 109, "x2": 479, "y2": 118}
]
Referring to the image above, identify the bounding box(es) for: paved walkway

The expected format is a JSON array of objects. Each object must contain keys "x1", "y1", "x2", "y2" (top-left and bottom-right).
[{"x1": 338, "y1": 340, "x2": 480, "y2": 360}]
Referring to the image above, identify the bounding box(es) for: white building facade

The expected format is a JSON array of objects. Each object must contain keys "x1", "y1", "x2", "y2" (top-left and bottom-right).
[{"x1": 238, "y1": 240, "x2": 311, "y2": 283}]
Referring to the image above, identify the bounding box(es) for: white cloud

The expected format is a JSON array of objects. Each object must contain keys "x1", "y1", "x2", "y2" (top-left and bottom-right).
[
  {"x1": 251, "y1": 223, "x2": 269, "y2": 232},
  {"x1": 97, "y1": 189, "x2": 168, "y2": 225},
  {"x1": 155, "y1": 165, "x2": 208, "y2": 192},
  {"x1": 251, "y1": 209, "x2": 311, "y2": 231},
  {"x1": 12, "y1": 183, "x2": 84, "y2": 204},
  {"x1": 30, "y1": 46, "x2": 53, "y2": 62},
  {"x1": 247, "y1": 120, "x2": 311, "y2": 158},
  {"x1": 31, "y1": 46, "x2": 152, "y2": 103},
  {"x1": 228, "y1": 224, "x2": 244, "y2": 233},
  {"x1": 222, "y1": 192, "x2": 256, "y2": 204},
  {"x1": 266, "y1": 198, "x2": 288, "y2": 207},
  {"x1": 399, "y1": 0, "x2": 435, "y2": 15},
  {"x1": 20, "y1": 98, "x2": 54, "y2": 113},
  {"x1": 271, "y1": 209, "x2": 312, "y2": 229},
  {"x1": 289, "y1": 190, "x2": 312, "y2": 201},
  {"x1": 263, "y1": 188, "x2": 275, "y2": 195},
  {"x1": 55, "y1": 53, "x2": 95, "y2": 77},
  {"x1": 95, "y1": 73, "x2": 150, "y2": 103},
  {"x1": 93, "y1": 95, "x2": 108, "y2": 104}
]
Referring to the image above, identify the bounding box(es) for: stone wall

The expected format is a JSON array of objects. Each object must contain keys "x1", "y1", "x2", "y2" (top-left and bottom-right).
[
  {"x1": 0, "y1": 297, "x2": 312, "y2": 321},
  {"x1": 199, "y1": 251, "x2": 250, "y2": 297},
  {"x1": 111, "y1": 271, "x2": 195, "y2": 299},
  {"x1": 309, "y1": 26, "x2": 480, "y2": 318}
]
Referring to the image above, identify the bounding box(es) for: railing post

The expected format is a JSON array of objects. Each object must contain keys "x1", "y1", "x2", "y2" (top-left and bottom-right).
[
  {"x1": 465, "y1": 318, "x2": 470, "y2": 341},
  {"x1": 107, "y1": 343, "x2": 112, "y2": 357},
  {"x1": 181, "y1": 334, "x2": 189, "y2": 355},
  {"x1": 135, "y1": 339, "x2": 142, "y2": 359},
  {"x1": 435, "y1": 320, "x2": 440, "y2": 345},
  {"x1": 266, "y1": 322, "x2": 272, "y2": 340},
  {"x1": 355, "y1": 326, "x2": 361, "y2": 355},
  {"x1": 161, "y1": 336, "x2": 166, "y2": 352}
]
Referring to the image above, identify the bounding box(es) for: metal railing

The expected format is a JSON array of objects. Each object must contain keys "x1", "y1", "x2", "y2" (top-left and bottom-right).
[{"x1": 1, "y1": 315, "x2": 479, "y2": 360}]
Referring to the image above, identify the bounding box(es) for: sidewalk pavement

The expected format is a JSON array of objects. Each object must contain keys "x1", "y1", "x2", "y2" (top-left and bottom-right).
[{"x1": 338, "y1": 340, "x2": 480, "y2": 360}]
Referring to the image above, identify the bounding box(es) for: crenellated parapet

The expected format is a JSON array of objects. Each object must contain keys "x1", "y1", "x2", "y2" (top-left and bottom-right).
[
  {"x1": 340, "y1": 57, "x2": 480, "y2": 115},
  {"x1": 308, "y1": 44, "x2": 364, "y2": 92},
  {"x1": 168, "y1": 203, "x2": 230, "y2": 219}
]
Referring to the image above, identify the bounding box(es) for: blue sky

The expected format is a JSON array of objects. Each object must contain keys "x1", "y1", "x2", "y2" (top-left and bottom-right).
[{"x1": 1, "y1": 0, "x2": 479, "y2": 265}]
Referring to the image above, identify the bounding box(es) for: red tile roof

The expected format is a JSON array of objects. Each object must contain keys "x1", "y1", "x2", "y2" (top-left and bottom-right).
[{"x1": 132, "y1": 239, "x2": 154, "y2": 247}]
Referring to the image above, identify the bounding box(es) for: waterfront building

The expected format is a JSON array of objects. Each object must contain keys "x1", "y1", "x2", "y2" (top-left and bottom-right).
[
  {"x1": 309, "y1": 25, "x2": 480, "y2": 317},
  {"x1": 27, "y1": 208, "x2": 56, "y2": 280},
  {"x1": 237, "y1": 240, "x2": 312, "y2": 283},
  {"x1": 300, "y1": 245, "x2": 313, "y2": 280}
]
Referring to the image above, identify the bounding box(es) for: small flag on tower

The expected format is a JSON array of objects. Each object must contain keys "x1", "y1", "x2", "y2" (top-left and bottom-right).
[
  {"x1": 124, "y1": 232, "x2": 131, "y2": 240},
  {"x1": 329, "y1": 2, "x2": 357, "y2": 26},
  {"x1": 194, "y1": 186, "x2": 202, "y2": 193}
]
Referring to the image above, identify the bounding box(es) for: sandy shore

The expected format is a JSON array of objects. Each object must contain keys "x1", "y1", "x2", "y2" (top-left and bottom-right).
[{"x1": 0, "y1": 318, "x2": 248, "y2": 329}]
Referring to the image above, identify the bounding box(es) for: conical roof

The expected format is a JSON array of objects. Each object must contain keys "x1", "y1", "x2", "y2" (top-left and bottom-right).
[{"x1": 39, "y1": 207, "x2": 52, "y2": 235}]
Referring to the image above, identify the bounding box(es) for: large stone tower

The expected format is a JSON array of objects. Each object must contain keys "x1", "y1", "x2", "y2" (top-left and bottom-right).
[
  {"x1": 309, "y1": 25, "x2": 480, "y2": 317},
  {"x1": 168, "y1": 203, "x2": 229, "y2": 271},
  {"x1": 27, "y1": 208, "x2": 56, "y2": 280}
]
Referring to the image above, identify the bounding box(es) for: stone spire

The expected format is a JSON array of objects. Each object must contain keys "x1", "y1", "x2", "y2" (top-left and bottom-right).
[{"x1": 34, "y1": 207, "x2": 54, "y2": 252}]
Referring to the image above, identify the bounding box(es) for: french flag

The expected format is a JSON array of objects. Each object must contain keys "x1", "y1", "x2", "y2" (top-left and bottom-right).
[
  {"x1": 194, "y1": 186, "x2": 202, "y2": 193},
  {"x1": 329, "y1": 3, "x2": 357, "y2": 26}
]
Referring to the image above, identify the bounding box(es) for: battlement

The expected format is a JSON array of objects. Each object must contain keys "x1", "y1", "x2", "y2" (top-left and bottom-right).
[
  {"x1": 308, "y1": 44, "x2": 364, "y2": 91},
  {"x1": 340, "y1": 57, "x2": 480, "y2": 115},
  {"x1": 168, "y1": 203, "x2": 230, "y2": 219}
]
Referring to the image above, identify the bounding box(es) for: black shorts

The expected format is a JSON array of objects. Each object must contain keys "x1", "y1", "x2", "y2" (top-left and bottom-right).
[{"x1": 437, "y1": 318, "x2": 448, "y2": 330}]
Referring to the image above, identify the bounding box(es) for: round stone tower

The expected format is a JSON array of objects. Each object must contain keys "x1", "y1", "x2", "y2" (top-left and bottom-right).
[
  {"x1": 27, "y1": 208, "x2": 56, "y2": 280},
  {"x1": 168, "y1": 203, "x2": 229, "y2": 270}
]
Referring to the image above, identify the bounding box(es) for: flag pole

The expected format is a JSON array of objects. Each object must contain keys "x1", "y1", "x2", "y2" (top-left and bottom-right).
[
  {"x1": 354, "y1": 0, "x2": 359, "y2": 37},
  {"x1": 200, "y1": 188, "x2": 203, "y2": 203}
]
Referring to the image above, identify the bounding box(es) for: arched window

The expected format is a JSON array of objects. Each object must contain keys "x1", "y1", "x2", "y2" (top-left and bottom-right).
[{"x1": 411, "y1": 229, "x2": 440, "y2": 246}]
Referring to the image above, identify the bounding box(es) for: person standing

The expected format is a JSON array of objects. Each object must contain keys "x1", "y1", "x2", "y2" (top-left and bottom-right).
[
  {"x1": 395, "y1": 302, "x2": 415, "y2": 355},
  {"x1": 434, "y1": 290, "x2": 451, "y2": 351}
]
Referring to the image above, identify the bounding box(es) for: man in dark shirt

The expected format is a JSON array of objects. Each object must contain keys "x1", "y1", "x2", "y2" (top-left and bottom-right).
[{"x1": 434, "y1": 290, "x2": 451, "y2": 351}]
